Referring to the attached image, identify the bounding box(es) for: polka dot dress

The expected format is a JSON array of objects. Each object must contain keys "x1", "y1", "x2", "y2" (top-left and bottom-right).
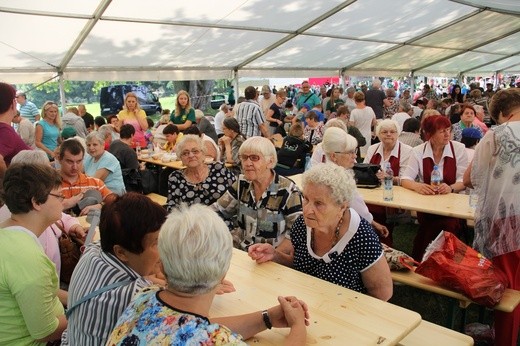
[
  {"x1": 166, "y1": 162, "x2": 236, "y2": 211},
  {"x1": 291, "y1": 212, "x2": 383, "y2": 293}
]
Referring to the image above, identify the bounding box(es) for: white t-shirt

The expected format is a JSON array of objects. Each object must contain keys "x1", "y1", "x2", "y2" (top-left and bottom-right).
[{"x1": 350, "y1": 106, "x2": 376, "y2": 157}]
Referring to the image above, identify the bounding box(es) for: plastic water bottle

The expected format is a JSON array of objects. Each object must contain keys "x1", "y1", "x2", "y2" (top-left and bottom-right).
[
  {"x1": 431, "y1": 165, "x2": 442, "y2": 194},
  {"x1": 136, "y1": 142, "x2": 142, "y2": 158},
  {"x1": 383, "y1": 162, "x2": 394, "y2": 201}
]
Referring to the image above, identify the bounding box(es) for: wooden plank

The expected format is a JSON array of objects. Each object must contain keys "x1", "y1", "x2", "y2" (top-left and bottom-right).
[{"x1": 398, "y1": 320, "x2": 474, "y2": 346}]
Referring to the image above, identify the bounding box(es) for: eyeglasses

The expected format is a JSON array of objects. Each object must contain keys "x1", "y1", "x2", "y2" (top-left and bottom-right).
[
  {"x1": 180, "y1": 149, "x2": 202, "y2": 157},
  {"x1": 49, "y1": 193, "x2": 65, "y2": 202},
  {"x1": 335, "y1": 150, "x2": 356, "y2": 155},
  {"x1": 239, "y1": 154, "x2": 261, "y2": 162}
]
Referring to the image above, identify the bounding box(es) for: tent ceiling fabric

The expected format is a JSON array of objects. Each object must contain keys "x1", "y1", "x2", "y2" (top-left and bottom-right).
[{"x1": 0, "y1": 0, "x2": 519, "y2": 83}]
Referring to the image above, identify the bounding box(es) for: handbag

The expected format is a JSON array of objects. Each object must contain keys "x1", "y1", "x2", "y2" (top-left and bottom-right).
[
  {"x1": 353, "y1": 163, "x2": 381, "y2": 188},
  {"x1": 415, "y1": 231, "x2": 508, "y2": 308},
  {"x1": 382, "y1": 244, "x2": 414, "y2": 271},
  {"x1": 121, "y1": 168, "x2": 142, "y2": 193},
  {"x1": 140, "y1": 168, "x2": 159, "y2": 194},
  {"x1": 51, "y1": 221, "x2": 84, "y2": 284}
]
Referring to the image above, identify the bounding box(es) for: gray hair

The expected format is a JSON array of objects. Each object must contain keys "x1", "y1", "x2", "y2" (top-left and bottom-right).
[
  {"x1": 85, "y1": 131, "x2": 106, "y2": 145},
  {"x1": 324, "y1": 118, "x2": 347, "y2": 132},
  {"x1": 239, "y1": 136, "x2": 277, "y2": 167},
  {"x1": 322, "y1": 127, "x2": 358, "y2": 161},
  {"x1": 346, "y1": 86, "x2": 356, "y2": 94},
  {"x1": 385, "y1": 88, "x2": 396, "y2": 98},
  {"x1": 302, "y1": 163, "x2": 356, "y2": 206},
  {"x1": 372, "y1": 79, "x2": 382, "y2": 88},
  {"x1": 11, "y1": 150, "x2": 50, "y2": 165},
  {"x1": 375, "y1": 119, "x2": 400, "y2": 137},
  {"x1": 159, "y1": 203, "x2": 233, "y2": 295},
  {"x1": 97, "y1": 124, "x2": 114, "y2": 141},
  {"x1": 175, "y1": 134, "x2": 206, "y2": 158}
]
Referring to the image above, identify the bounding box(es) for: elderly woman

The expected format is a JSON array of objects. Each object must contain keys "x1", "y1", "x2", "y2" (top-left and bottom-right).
[
  {"x1": 117, "y1": 92, "x2": 148, "y2": 148},
  {"x1": 63, "y1": 193, "x2": 167, "y2": 346},
  {"x1": 166, "y1": 135, "x2": 235, "y2": 211},
  {"x1": 463, "y1": 88, "x2": 520, "y2": 346},
  {"x1": 401, "y1": 115, "x2": 468, "y2": 260},
  {"x1": 451, "y1": 103, "x2": 484, "y2": 142},
  {"x1": 219, "y1": 117, "x2": 245, "y2": 174},
  {"x1": 303, "y1": 111, "x2": 324, "y2": 145},
  {"x1": 170, "y1": 90, "x2": 195, "y2": 131},
  {"x1": 213, "y1": 136, "x2": 303, "y2": 250},
  {"x1": 249, "y1": 163, "x2": 392, "y2": 301},
  {"x1": 0, "y1": 164, "x2": 67, "y2": 344},
  {"x1": 194, "y1": 109, "x2": 218, "y2": 143},
  {"x1": 383, "y1": 88, "x2": 399, "y2": 118},
  {"x1": 183, "y1": 125, "x2": 220, "y2": 162},
  {"x1": 107, "y1": 203, "x2": 308, "y2": 345},
  {"x1": 35, "y1": 101, "x2": 61, "y2": 160},
  {"x1": 321, "y1": 127, "x2": 389, "y2": 238},
  {"x1": 84, "y1": 131, "x2": 125, "y2": 195},
  {"x1": 363, "y1": 119, "x2": 413, "y2": 246}
]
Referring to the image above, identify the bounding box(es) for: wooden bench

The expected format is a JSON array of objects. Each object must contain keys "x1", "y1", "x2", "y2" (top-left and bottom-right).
[
  {"x1": 391, "y1": 268, "x2": 520, "y2": 312},
  {"x1": 398, "y1": 320, "x2": 474, "y2": 346},
  {"x1": 146, "y1": 193, "x2": 167, "y2": 206}
]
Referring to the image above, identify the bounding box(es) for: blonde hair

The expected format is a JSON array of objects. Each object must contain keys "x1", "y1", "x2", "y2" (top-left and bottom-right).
[
  {"x1": 123, "y1": 92, "x2": 142, "y2": 113},
  {"x1": 175, "y1": 90, "x2": 192, "y2": 116},
  {"x1": 41, "y1": 101, "x2": 62, "y2": 128}
]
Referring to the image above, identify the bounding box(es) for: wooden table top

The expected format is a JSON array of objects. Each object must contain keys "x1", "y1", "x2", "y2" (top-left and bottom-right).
[
  {"x1": 139, "y1": 156, "x2": 186, "y2": 169},
  {"x1": 210, "y1": 249, "x2": 421, "y2": 345},
  {"x1": 290, "y1": 174, "x2": 474, "y2": 220}
]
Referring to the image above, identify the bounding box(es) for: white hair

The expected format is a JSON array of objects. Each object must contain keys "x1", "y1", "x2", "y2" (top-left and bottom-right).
[
  {"x1": 324, "y1": 118, "x2": 347, "y2": 132},
  {"x1": 239, "y1": 136, "x2": 277, "y2": 167},
  {"x1": 322, "y1": 127, "x2": 358, "y2": 161},
  {"x1": 175, "y1": 134, "x2": 206, "y2": 158},
  {"x1": 11, "y1": 150, "x2": 50, "y2": 165},
  {"x1": 372, "y1": 79, "x2": 382, "y2": 88},
  {"x1": 86, "y1": 130, "x2": 106, "y2": 145},
  {"x1": 302, "y1": 163, "x2": 356, "y2": 205},
  {"x1": 159, "y1": 203, "x2": 233, "y2": 295},
  {"x1": 375, "y1": 119, "x2": 401, "y2": 137}
]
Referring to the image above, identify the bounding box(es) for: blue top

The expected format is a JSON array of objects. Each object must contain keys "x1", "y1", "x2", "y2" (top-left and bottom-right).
[
  {"x1": 84, "y1": 151, "x2": 125, "y2": 195},
  {"x1": 37, "y1": 119, "x2": 60, "y2": 154}
]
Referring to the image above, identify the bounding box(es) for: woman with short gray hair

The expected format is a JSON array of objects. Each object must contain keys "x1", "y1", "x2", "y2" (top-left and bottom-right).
[
  {"x1": 84, "y1": 131, "x2": 125, "y2": 195},
  {"x1": 213, "y1": 136, "x2": 302, "y2": 249},
  {"x1": 107, "y1": 203, "x2": 309, "y2": 345},
  {"x1": 249, "y1": 163, "x2": 392, "y2": 301},
  {"x1": 166, "y1": 135, "x2": 235, "y2": 211}
]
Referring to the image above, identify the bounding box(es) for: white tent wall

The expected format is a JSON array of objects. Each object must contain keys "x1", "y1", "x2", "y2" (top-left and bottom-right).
[{"x1": 0, "y1": 0, "x2": 519, "y2": 84}]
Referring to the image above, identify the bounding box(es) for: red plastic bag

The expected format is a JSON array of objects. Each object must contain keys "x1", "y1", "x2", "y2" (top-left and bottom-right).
[{"x1": 415, "y1": 231, "x2": 508, "y2": 308}]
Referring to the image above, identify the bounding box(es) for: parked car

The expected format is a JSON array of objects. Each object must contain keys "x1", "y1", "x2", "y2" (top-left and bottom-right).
[
  {"x1": 100, "y1": 84, "x2": 162, "y2": 116},
  {"x1": 210, "y1": 94, "x2": 226, "y2": 110}
]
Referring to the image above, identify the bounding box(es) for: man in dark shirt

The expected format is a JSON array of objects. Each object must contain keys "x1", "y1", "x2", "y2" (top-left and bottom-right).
[
  {"x1": 365, "y1": 79, "x2": 390, "y2": 120},
  {"x1": 78, "y1": 104, "x2": 95, "y2": 132},
  {"x1": 109, "y1": 124, "x2": 139, "y2": 170}
]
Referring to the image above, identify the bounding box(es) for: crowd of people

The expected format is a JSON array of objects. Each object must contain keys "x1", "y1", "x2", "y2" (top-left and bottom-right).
[{"x1": 0, "y1": 79, "x2": 519, "y2": 346}]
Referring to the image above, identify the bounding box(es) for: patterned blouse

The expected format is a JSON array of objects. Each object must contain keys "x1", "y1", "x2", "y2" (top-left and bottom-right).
[
  {"x1": 167, "y1": 162, "x2": 236, "y2": 211},
  {"x1": 213, "y1": 172, "x2": 302, "y2": 249},
  {"x1": 291, "y1": 210, "x2": 383, "y2": 293},
  {"x1": 106, "y1": 287, "x2": 246, "y2": 346}
]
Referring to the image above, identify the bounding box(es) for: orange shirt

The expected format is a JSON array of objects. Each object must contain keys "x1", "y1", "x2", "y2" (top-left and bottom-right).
[{"x1": 61, "y1": 173, "x2": 113, "y2": 200}]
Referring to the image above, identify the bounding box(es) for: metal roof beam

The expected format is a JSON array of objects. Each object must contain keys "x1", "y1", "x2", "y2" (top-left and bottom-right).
[
  {"x1": 448, "y1": 0, "x2": 520, "y2": 15},
  {"x1": 461, "y1": 50, "x2": 520, "y2": 74}
]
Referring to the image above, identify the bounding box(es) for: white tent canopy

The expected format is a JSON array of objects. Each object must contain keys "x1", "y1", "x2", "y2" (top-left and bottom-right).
[{"x1": 1, "y1": 0, "x2": 519, "y2": 83}]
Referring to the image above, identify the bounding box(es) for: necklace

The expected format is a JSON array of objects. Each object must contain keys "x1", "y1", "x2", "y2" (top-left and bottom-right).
[{"x1": 311, "y1": 216, "x2": 344, "y2": 251}]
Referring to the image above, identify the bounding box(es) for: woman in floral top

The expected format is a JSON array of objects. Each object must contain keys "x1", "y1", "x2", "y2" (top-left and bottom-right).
[{"x1": 107, "y1": 204, "x2": 309, "y2": 345}]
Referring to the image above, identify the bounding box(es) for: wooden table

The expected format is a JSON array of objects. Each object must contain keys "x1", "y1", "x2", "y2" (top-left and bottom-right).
[
  {"x1": 290, "y1": 174, "x2": 474, "y2": 220},
  {"x1": 139, "y1": 156, "x2": 185, "y2": 169},
  {"x1": 210, "y1": 249, "x2": 421, "y2": 345}
]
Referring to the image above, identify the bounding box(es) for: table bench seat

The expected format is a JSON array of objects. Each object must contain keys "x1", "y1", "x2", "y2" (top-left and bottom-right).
[
  {"x1": 146, "y1": 193, "x2": 167, "y2": 206},
  {"x1": 398, "y1": 320, "x2": 474, "y2": 346}
]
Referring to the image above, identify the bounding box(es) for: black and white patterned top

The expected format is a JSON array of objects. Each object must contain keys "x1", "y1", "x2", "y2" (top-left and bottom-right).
[
  {"x1": 166, "y1": 162, "x2": 236, "y2": 211},
  {"x1": 291, "y1": 209, "x2": 383, "y2": 293}
]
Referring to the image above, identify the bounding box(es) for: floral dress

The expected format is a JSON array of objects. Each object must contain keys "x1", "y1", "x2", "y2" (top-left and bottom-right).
[{"x1": 106, "y1": 287, "x2": 246, "y2": 345}]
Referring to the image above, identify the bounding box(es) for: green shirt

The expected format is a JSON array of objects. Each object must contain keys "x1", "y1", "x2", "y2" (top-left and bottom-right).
[
  {"x1": 170, "y1": 108, "x2": 195, "y2": 126},
  {"x1": 0, "y1": 227, "x2": 64, "y2": 345}
]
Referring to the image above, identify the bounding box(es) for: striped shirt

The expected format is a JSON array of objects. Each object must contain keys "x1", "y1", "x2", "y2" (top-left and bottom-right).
[
  {"x1": 17, "y1": 100, "x2": 40, "y2": 123},
  {"x1": 61, "y1": 242, "x2": 151, "y2": 346},
  {"x1": 235, "y1": 100, "x2": 266, "y2": 138}
]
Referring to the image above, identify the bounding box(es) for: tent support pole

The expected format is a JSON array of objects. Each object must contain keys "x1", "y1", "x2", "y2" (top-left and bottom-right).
[
  {"x1": 409, "y1": 71, "x2": 415, "y2": 96},
  {"x1": 58, "y1": 73, "x2": 67, "y2": 115},
  {"x1": 233, "y1": 69, "x2": 239, "y2": 100}
]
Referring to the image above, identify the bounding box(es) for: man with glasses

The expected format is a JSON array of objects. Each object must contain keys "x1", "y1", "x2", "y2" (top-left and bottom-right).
[
  {"x1": 295, "y1": 81, "x2": 321, "y2": 112},
  {"x1": 15, "y1": 91, "x2": 40, "y2": 123}
]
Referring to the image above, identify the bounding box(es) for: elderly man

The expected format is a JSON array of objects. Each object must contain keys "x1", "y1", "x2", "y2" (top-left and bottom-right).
[
  {"x1": 0, "y1": 83, "x2": 31, "y2": 165},
  {"x1": 15, "y1": 91, "x2": 40, "y2": 123},
  {"x1": 365, "y1": 79, "x2": 390, "y2": 120},
  {"x1": 258, "y1": 85, "x2": 276, "y2": 116},
  {"x1": 62, "y1": 106, "x2": 89, "y2": 138},
  {"x1": 296, "y1": 81, "x2": 321, "y2": 111},
  {"x1": 342, "y1": 86, "x2": 357, "y2": 112},
  {"x1": 235, "y1": 86, "x2": 269, "y2": 138},
  {"x1": 78, "y1": 104, "x2": 94, "y2": 132}
]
